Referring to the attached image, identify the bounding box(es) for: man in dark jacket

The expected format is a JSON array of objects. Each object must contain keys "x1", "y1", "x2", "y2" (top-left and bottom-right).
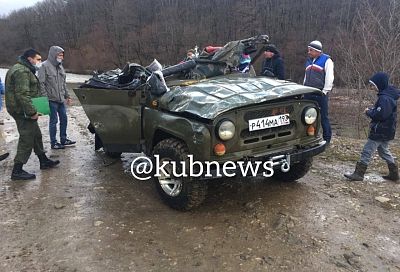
[
  {"x1": 38, "y1": 46, "x2": 76, "y2": 149},
  {"x1": 0, "y1": 77, "x2": 5, "y2": 124},
  {"x1": 5, "y1": 49, "x2": 59, "y2": 180},
  {"x1": 345, "y1": 72, "x2": 399, "y2": 182},
  {"x1": 1, "y1": 76, "x2": 9, "y2": 160},
  {"x1": 261, "y1": 45, "x2": 285, "y2": 80}
]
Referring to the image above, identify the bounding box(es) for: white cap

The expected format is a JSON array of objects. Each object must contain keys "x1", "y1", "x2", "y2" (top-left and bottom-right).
[{"x1": 308, "y1": 40, "x2": 322, "y2": 52}]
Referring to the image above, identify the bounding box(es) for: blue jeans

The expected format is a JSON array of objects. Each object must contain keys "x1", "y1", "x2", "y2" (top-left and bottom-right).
[
  {"x1": 49, "y1": 101, "x2": 67, "y2": 146},
  {"x1": 304, "y1": 93, "x2": 332, "y2": 143},
  {"x1": 360, "y1": 138, "x2": 395, "y2": 165}
]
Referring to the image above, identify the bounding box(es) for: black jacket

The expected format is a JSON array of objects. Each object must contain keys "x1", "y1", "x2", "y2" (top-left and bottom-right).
[
  {"x1": 261, "y1": 54, "x2": 285, "y2": 80},
  {"x1": 367, "y1": 72, "x2": 399, "y2": 141}
]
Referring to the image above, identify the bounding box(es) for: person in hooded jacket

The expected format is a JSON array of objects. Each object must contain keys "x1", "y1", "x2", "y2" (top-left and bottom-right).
[
  {"x1": 345, "y1": 72, "x2": 399, "y2": 182},
  {"x1": 38, "y1": 46, "x2": 76, "y2": 149},
  {"x1": 261, "y1": 45, "x2": 285, "y2": 80}
]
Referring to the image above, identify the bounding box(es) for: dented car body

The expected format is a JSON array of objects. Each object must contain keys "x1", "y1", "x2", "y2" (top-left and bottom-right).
[{"x1": 74, "y1": 35, "x2": 326, "y2": 210}]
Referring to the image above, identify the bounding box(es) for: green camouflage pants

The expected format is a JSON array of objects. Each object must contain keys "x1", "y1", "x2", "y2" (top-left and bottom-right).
[{"x1": 13, "y1": 115, "x2": 45, "y2": 164}]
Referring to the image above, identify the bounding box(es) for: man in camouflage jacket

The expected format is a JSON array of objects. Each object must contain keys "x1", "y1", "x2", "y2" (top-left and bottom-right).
[{"x1": 5, "y1": 49, "x2": 59, "y2": 180}]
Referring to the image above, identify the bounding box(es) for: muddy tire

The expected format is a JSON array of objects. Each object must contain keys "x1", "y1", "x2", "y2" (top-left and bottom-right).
[
  {"x1": 272, "y1": 158, "x2": 313, "y2": 182},
  {"x1": 152, "y1": 138, "x2": 207, "y2": 211},
  {"x1": 105, "y1": 151, "x2": 122, "y2": 158}
]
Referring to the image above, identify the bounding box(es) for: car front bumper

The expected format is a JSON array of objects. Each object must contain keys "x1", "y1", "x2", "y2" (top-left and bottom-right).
[{"x1": 196, "y1": 140, "x2": 327, "y2": 180}]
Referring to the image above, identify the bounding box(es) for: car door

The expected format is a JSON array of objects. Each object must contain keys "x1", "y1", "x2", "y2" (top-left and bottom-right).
[{"x1": 74, "y1": 88, "x2": 142, "y2": 153}]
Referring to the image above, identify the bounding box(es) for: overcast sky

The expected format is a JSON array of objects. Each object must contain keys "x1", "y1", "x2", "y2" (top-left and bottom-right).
[{"x1": 0, "y1": 0, "x2": 43, "y2": 16}]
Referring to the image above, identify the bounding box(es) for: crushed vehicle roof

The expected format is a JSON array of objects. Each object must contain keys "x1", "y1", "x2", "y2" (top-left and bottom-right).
[
  {"x1": 160, "y1": 75, "x2": 322, "y2": 119},
  {"x1": 80, "y1": 34, "x2": 323, "y2": 119}
]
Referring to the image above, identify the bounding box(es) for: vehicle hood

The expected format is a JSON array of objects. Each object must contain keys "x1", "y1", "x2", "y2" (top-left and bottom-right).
[{"x1": 159, "y1": 75, "x2": 322, "y2": 119}]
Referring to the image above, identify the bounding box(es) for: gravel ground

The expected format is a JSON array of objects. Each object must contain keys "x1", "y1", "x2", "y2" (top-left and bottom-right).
[{"x1": 0, "y1": 88, "x2": 399, "y2": 272}]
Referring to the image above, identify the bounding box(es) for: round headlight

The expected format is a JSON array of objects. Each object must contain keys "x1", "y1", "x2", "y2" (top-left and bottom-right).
[
  {"x1": 217, "y1": 120, "x2": 236, "y2": 141},
  {"x1": 304, "y1": 107, "x2": 318, "y2": 124}
]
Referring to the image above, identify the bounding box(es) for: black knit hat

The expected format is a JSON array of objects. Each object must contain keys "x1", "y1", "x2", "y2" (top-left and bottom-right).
[
  {"x1": 23, "y1": 48, "x2": 41, "y2": 59},
  {"x1": 264, "y1": 44, "x2": 278, "y2": 54}
]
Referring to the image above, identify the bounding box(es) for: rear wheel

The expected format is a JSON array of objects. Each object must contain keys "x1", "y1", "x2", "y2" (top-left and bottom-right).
[
  {"x1": 152, "y1": 138, "x2": 207, "y2": 211},
  {"x1": 272, "y1": 158, "x2": 313, "y2": 182}
]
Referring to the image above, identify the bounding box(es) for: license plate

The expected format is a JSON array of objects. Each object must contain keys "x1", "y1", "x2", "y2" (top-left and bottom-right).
[{"x1": 248, "y1": 114, "x2": 290, "y2": 131}]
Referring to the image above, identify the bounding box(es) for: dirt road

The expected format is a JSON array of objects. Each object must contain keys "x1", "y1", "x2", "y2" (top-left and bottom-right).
[{"x1": 0, "y1": 97, "x2": 399, "y2": 272}]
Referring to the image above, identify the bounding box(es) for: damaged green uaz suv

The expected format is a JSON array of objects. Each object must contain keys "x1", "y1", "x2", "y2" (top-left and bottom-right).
[{"x1": 74, "y1": 35, "x2": 327, "y2": 210}]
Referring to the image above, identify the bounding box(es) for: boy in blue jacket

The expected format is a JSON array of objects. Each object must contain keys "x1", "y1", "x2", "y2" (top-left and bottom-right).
[{"x1": 345, "y1": 72, "x2": 399, "y2": 182}]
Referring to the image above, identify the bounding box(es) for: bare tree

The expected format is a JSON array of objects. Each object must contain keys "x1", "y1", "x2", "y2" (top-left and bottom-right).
[
  {"x1": 334, "y1": 0, "x2": 400, "y2": 137},
  {"x1": 0, "y1": 0, "x2": 396, "y2": 88}
]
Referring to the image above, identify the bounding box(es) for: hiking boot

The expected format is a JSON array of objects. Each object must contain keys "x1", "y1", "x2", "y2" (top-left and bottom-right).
[
  {"x1": 51, "y1": 143, "x2": 65, "y2": 149},
  {"x1": 344, "y1": 161, "x2": 367, "y2": 181},
  {"x1": 0, "y1": 152, "x2": 9, "y2": 161},
  {"x1": 11, "y1": 163, "x2": 36, "y2": 180},
  {"x1": 62, "y1": 139, "x2": 76, "y2": 146},
  {"x1": 38, "y1": 153, "x2": 60, "y2": 169},
  {"x1": 382, "y1": 162, "x2": 399, "y2": 182}
]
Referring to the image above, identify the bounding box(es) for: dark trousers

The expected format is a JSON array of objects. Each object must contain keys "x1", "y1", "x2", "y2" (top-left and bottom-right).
[
  {"x1": 13, "y1": 115, "x2": 45, "y2": 164},
  {"x1": 49, "y1": 101, "x2": 67, "y2": 145},
  {"x1": 304, "y1": 93, "x2": 332, "y2": 143}
]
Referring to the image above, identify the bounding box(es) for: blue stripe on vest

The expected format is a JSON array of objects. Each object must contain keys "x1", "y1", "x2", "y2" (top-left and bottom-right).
[
  {"x1": 304, "y1": 54, "x2": 330, "y2": 90},
  {"x1": 305, "y1": 54, "x2": 330, "y2": 70}
]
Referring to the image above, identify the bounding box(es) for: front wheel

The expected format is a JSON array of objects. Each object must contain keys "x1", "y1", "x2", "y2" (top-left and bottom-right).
[
  {"x1": 152, "y1": 138, "x2": 207, "y2": 211},
  {"x1": 272, "y1": 158, "x2": 313, "y2": 182}
]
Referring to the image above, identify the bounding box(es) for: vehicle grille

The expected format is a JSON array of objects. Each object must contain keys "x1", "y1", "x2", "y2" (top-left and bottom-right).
[{"x1": 244, "y1": 105, "x2": 294, "y2": 122}]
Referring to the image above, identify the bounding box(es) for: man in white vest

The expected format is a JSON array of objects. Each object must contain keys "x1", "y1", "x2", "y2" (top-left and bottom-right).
[{"x1": 303, "y1": 40, "x2": 334, "y2": 144}]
